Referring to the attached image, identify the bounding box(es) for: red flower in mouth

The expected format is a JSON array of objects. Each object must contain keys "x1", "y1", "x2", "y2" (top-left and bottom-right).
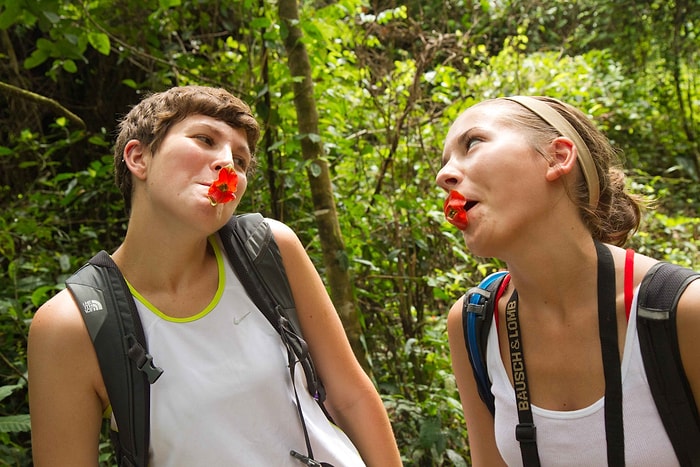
[
  {"x1": 207, "y1": 166, "x2": 238, "y2": 206},
  {"x1": 443, "y1": 190, "x2": 469, "y2": 230}
]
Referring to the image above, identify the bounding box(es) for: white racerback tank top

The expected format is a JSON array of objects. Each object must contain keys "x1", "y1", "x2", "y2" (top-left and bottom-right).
[
  {"x1": 489, "y1": 287, "x2": 679, "y2": 466},
  {"x1": 130, "y1": 236, "x2": 365, "y2": 466}
]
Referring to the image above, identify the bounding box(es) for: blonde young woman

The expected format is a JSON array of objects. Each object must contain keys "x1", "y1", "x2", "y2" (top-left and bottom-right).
[{"x1": 436, "y1": 96, "x2": 700, "y2": 466}]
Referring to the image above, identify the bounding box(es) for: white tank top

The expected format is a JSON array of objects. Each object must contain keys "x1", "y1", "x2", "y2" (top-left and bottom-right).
[
  {"x1": 488, "y1": 288, "x2": 679, "y2": 466},
  {"x1": 130, "y1": 236, "x2": 365, "y2": 466}
]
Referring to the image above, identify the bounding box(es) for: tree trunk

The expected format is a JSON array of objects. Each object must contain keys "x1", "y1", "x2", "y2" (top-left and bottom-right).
[{"x1": 277, "y1": 0, "x2": 369, "y2": 372}]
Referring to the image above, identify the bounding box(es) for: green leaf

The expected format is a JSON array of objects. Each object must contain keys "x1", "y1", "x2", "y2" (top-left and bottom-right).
[
  {"x1": 309, "y1": 162, "x2": 322, "y2": 177},
  {"x1": 0, "y1": 384, "x2": 17, "y2": 402},
  {"x1": 0, "y1": 415, "x2": 32, "y2": 433},
  {"x1": 42, "y1": 10, "x2": 60, "y2": 25},
  {"x1": 122, "y1": 79, "x2": 138, "y2": 89},
  {"x1": 445, "y1": 449, "x2": 468, "y2": 467},
  {"x1": 0, "y1": 0, "x2": 21, "y2": 29},
  {"x1": 62, "y1": 59, "x2": 78, "y2": 73},
  {"x1": 24, "y1": 48, "x2": 49, "y2": 69},
  {"x1": 36, "y1": 37, "x2": 54, "y2": 51},
  {"x1": 251, "y1": 17, "x2": 271, "y2": 29},
  {"x1": 31, "y1": 285, "x2": 58, "y2": 307},
  {"x1": 88, "y1": 32, "x2": 111, "y2": 55},
  {"x1": 58, "y1": 254, "x2": 71, "y2": 272},
  {"x1": 88, "y1": 135, "x2": 111, "y2": 147},
  {"x1": 418, "y1": 416, "x2": 444, "y2": 448}
]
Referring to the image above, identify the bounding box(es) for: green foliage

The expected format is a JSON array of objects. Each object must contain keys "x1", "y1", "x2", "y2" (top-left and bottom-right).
[
  {"x1": 1, "y1": 0, "x2": 111, "y2": 79},
  {"x1": 1, "y1": 0, "x2": 698, "y2": 465},
  {"x1": 0, "y1": 380, "x2": 31, "y2": 467},
  {"x1": 626, "y1": 170, "x2": 700, "y2": 267},
  {"x1": 0, "y1": 119, "x2": 120, "y2": 463},
  {"x1": 382, "y1": 323, "x2": 471, "y2": 465}
]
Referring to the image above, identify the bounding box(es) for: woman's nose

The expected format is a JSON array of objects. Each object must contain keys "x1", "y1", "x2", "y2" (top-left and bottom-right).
[
  {"x1": 213, "y1": 146, "x2": 233, "y2": 171},
  {"x1": 435, "y1": 162, "x2": 460, "y2": 190}
]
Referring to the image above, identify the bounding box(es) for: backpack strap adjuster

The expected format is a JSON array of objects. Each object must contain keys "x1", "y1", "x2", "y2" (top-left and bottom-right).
[
  {"x1": 515, "y1": 423, "x2": 537, "y2": 443},
  {"x1": 637, "y1": 306, "x2": 669, "y2": 320}
]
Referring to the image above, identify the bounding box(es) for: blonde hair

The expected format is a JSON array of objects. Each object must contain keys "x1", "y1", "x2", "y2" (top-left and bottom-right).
[{"x1": 494, "y1": 96, "x2": 643, "y2": 246}]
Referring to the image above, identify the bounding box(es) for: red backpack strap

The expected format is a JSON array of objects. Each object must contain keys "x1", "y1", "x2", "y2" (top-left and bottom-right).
[
  {"x1": 624, "y1": 248, "x2": 635, "y2": 321},
  {"x1": 493, "y1": 274, "x2": 511, "y2": 331}
]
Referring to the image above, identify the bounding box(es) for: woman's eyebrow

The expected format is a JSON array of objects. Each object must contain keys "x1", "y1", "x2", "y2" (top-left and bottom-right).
[
  {"x1": 451, "y1": 127, "x2": 479, "y2": 150},
  {"x1": 459, "y1": 126, "x2": 481, "y2": 144},
  {"x1": 441, "y1": 126, "x2": 486, "y2": 165},
  {"x1": 187, "y1": 121, "x2": 223, "y2": 134}
]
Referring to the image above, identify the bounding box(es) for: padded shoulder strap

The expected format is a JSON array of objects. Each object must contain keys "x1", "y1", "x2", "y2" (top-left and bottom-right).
[
  {"x1": 218, "y1": 214, "x2": 325, "y2": 402},
  {"x1": 65, "y1": 251, "x2": 162, "y2": 467},
  {"x1": 225, "y1": 213, "x2": 300, "y2": 331},
  {"x1": 462, "y1": 271, "x2": 509, "y2": 416},
  {"x1": 637, "y1": 261, "x2": 700, "y2": 467}
]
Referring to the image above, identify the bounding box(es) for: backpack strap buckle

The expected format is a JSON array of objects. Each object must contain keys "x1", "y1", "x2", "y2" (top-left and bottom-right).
[
  {"x1": 465, "y1": 286, "x2": 492, "y2": 316},
  {"x1": 126, "y1": 335, "x2": 163, "y2": 384},
  {"x1": 290, "y1": 449, "x2": 326, "y2": 466}
]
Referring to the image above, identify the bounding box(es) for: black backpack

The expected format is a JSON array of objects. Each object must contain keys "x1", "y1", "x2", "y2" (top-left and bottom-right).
[
  {"x1": 462, "y1": 262, "x2": 700, "y2": 466},
  {"x1": 65, "y1": 213, "x2": 325, "y2": 467}
]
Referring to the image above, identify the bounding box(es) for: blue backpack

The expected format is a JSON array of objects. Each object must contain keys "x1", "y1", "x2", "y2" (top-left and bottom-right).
[{"x1": 462, "y1": 262, "x2": 700, "y2": 466}]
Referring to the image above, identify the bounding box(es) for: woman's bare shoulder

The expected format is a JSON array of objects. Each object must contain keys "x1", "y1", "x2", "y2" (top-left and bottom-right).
[
  {"x1": 31, "y1": 288, "x2": 87, "y2": 332},
  {"x1": 28, "y1": 288, "x2": 98, "y2": 373}
]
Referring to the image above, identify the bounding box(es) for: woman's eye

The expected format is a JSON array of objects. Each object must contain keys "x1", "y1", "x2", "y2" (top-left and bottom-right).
[
  {"x1": 233, "y1": 156, "x2": 248, "y2": 171},
  {"x1": 195, "y1": 135, "x2": 213, "y2": 145},
  {"x1": 466, "y1": 137, "x2": 481, "y2": 151}
]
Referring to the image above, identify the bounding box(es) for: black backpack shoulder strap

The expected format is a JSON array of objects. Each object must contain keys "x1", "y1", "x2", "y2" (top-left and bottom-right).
[
  {"x1": 461, "y1": 271, "x2": 509, "y2": 416},
  {"x1": 637, "y1": 261, "x2": 700, "y2": 467},
  {"x1": 218, "y1": 213, "x2": 324, "y2": 402},
  {"x1": 65, "y1": 251, "x2": 163, "y2": 467}
]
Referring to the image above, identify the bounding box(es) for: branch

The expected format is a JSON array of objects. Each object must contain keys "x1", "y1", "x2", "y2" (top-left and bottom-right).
[{"x1": 0, "y1": 81, "x2": 86, "y2": 129}]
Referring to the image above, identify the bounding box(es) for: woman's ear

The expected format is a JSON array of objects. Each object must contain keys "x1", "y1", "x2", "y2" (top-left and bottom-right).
[
  {"x1": 123, "y1": 140, "x2": 148, "y2": 181},
  {"x1": 545, "y1": 137, "x2": 578, "y2": 182}
]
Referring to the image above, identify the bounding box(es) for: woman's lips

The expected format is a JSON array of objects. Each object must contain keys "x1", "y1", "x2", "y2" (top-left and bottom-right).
[{"x1": 443, "y1": 190, "x2": 471, "y2": 230}]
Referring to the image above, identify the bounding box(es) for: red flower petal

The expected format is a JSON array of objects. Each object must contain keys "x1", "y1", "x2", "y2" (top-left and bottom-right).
[
  {"x1": 207, "y1": 166, "x2": 238, "y2": 206},
  {"x1": 443, "y1": 190, "x2": 469, "y2": 230}
]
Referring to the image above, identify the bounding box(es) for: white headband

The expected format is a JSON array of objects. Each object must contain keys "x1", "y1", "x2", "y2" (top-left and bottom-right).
[{"x1": 504, "y1": 96, "x2": 600, "y2": 209}]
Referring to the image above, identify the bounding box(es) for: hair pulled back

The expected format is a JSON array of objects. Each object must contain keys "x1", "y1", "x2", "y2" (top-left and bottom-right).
[{"x1": 496, "y1": 96, "x2": 643, "y2": 246}]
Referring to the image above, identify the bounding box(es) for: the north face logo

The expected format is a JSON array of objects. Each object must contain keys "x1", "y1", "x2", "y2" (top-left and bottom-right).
[{"x1": 82, "y1": 299, "x2": 104, "y2": 313}]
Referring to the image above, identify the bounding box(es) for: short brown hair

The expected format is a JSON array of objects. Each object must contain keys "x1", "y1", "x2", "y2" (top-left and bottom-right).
[{"x1": 113, "y1": 86, "x2": 260, "y2": 211}]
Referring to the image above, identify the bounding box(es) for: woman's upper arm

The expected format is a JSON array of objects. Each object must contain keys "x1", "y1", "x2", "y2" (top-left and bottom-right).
[
  {"x1": 677, "y1": 278, "x2": 700, "y2": 409},
  {"x1": 267, "y1": 219, "x2": 401, "y2": 465},
  {"x1": 447, "y1": 297, "x2": 506, "y2": 467},
  {"x1": 265, "y1": 219, "x2": 368, "y2": 403},
  {"x1": 28, "y1": 289, "x2": 105, "y2": 467}
]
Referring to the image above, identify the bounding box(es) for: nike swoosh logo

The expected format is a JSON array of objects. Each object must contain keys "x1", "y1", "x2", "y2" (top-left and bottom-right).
[{"x1": 233, "y1": 311, "x2": 252, "y2": 325}]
